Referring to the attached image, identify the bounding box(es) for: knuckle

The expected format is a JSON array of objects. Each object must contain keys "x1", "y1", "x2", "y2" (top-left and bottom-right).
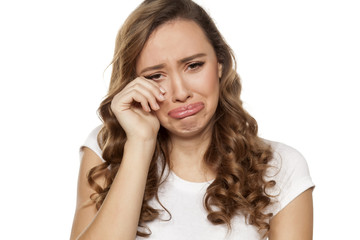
[{"x1": 132, "y1": 82, "x2": 140, "y2": 88}]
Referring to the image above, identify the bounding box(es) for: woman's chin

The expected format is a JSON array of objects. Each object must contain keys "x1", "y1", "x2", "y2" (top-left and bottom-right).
[{"x1": 162, "y1": 118, "x2": 214, "y2": 139}]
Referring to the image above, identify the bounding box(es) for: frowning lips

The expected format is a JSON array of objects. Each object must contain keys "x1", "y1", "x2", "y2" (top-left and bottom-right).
[{"x1": 168, "y1": 102, "x2": 205, "y2": 119}]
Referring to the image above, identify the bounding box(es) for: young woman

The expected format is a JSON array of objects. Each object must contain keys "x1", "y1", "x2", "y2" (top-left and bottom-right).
[{"x1": 70, "y1": 0, "x2": 314, "y2": 239}]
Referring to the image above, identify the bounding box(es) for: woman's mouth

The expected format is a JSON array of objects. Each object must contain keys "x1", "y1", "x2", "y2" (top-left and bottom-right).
[{"x1": 168, "y1": 102, "x2": 205, "y2": 119}]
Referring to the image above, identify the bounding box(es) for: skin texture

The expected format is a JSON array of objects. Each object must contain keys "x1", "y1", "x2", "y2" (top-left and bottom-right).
[{"x1": 70, "y1": 19, "x2": 313, "y2": 240}]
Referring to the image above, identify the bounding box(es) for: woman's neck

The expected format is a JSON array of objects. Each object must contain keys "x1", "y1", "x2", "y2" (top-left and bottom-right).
[{"x1": 167, "y1": 126, "x2": 216, "y2": 182}]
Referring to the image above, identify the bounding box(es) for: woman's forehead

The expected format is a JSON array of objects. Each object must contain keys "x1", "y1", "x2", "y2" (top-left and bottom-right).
[{"x1": 136, "y1": 19, "x2": 215, "y2": 72}]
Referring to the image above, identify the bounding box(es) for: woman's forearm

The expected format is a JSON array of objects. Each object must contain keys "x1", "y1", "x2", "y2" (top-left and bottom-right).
[{"x1": 77, "y1": 139, "x2": 156, "y2": 240}]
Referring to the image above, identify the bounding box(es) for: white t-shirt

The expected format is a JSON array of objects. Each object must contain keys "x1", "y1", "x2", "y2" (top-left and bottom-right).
[{"x1": 81, "y1": 126, "x2": 314, "y2": 240}]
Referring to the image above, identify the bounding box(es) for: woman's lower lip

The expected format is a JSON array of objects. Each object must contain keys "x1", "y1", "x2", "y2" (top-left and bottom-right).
[{"x1": 168, "y1": 102, "x2": 205, "y2": 119}]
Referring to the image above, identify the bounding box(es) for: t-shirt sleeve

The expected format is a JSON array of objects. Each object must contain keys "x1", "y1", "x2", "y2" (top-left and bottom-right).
[
  {"x1": 80, "y1": 125, "x2": 104, "y2": 161},
  {"x1": 266, "y1": 141, "x2": 315, "y2": 217}
]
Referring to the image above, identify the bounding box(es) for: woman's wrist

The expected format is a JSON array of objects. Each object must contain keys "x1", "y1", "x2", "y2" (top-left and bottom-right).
[{"x1": 124, "y1": 138, "x2": 157, "y2": 160}]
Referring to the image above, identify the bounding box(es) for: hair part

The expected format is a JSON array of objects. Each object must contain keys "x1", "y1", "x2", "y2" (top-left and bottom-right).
[{"x1": 88, "y1": 0, "x2": 276, "y2": 237}]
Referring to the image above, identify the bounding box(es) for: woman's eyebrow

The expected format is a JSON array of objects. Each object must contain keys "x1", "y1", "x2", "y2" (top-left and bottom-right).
[
  {"x1": 179, "y1": 53, "x2": 206, "y2": 63},
  {"x1": 140, "y1": 53, "x2": 206, "y2": 75},
  {"x1": 140, "y1": 63, "x2": 166, "y2": 75}
]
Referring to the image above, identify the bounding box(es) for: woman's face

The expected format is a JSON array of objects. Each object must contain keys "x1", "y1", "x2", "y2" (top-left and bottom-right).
[{"x1": 136, "y1": 19, "x2": 222, "y2": 138}]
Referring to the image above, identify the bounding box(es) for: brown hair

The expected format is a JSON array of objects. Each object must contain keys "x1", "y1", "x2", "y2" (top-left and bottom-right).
[{"x1": 88, "y1": 0, "x2": 275, "y2": 237}]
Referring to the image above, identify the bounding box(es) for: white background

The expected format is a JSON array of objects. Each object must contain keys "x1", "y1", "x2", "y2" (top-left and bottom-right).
[{"x1": 0, "y1": 0, "x2": 359, "y2": 239}]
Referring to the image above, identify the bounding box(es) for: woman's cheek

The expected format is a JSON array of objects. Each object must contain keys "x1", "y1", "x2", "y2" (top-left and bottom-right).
[{"x1": 193, "y1": 68, "x2": 219, "y2": 94}]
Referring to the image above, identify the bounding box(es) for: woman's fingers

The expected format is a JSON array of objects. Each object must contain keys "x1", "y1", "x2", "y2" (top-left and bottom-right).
[
  {"x1": 112, "y1": 77, "x2": 166, "y2": 114},
  {"x1": 126, "y1": 77, "x2": 166, "y2": 102},
  {"x1": 127, "y1": 86, "x2": 161, "y2": 111},
  {"x1": 121, "y1": 78, "x2": 165, "y2": 110},
  {"x1": 130, "y1": 90, "x2": 152, "y2": 112},
  {"x1": 112, "y1": 89, "x2": 149, "y2": 113}
]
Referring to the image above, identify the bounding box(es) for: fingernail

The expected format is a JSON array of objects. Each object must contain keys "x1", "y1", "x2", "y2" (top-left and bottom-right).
[
  {"x1": 159, "y1": 94, "x2": 165, "y2": 101},
  {"x1": 160, "y1": 87, "x2": 166, "y2": 93},
  {"x1": 155, "y1": 103, "x2": 160, "y2": 110}
]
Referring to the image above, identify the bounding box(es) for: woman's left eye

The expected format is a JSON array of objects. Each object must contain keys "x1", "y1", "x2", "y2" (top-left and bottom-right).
[{"x1": 187, "y1": 62, "x2": 204, "y2": 71}]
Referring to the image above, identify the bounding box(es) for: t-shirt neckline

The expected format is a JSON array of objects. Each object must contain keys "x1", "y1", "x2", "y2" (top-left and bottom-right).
[{"x1": 169, "y1": 170, "x2": 215, "y2": 193}]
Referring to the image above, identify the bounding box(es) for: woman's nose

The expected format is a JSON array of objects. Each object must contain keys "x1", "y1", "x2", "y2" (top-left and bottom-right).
[{"x1": 170, "y1": 73, "x2": 193, "y2": 103}]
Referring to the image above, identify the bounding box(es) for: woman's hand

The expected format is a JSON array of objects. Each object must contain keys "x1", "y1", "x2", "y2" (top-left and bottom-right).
[{"x1": 110, "y1": 77, "x2": 166, "y2": 142}]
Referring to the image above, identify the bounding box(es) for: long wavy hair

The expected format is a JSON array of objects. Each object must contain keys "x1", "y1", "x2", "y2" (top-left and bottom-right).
[{"x1": 88, "y1": 0, "x2": 276, "y2": 237}]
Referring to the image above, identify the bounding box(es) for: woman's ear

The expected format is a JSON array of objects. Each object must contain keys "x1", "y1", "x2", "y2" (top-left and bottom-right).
[{"x1": 218, "y1": 63, "x2": 223, "y2": 79}]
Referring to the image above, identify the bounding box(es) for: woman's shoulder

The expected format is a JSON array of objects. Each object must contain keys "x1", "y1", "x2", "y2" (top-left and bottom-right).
[
  {"x1": 261, "y1": 139, "x2": 315, "y2": 215},
  {"x1": 266, "y1": 139, "x2": 302, "y2": 155},
  {"x1": 80, "y1": 125, "x2": 104, "y2": 161},
  {"x1": 263, "y1": 139, "x2": 309, "y2": 170}
]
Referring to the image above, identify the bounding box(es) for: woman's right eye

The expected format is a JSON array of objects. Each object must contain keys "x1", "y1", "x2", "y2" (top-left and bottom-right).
[{"x1": 145, "y1": 73, "x2": 163, "y2": 81}]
